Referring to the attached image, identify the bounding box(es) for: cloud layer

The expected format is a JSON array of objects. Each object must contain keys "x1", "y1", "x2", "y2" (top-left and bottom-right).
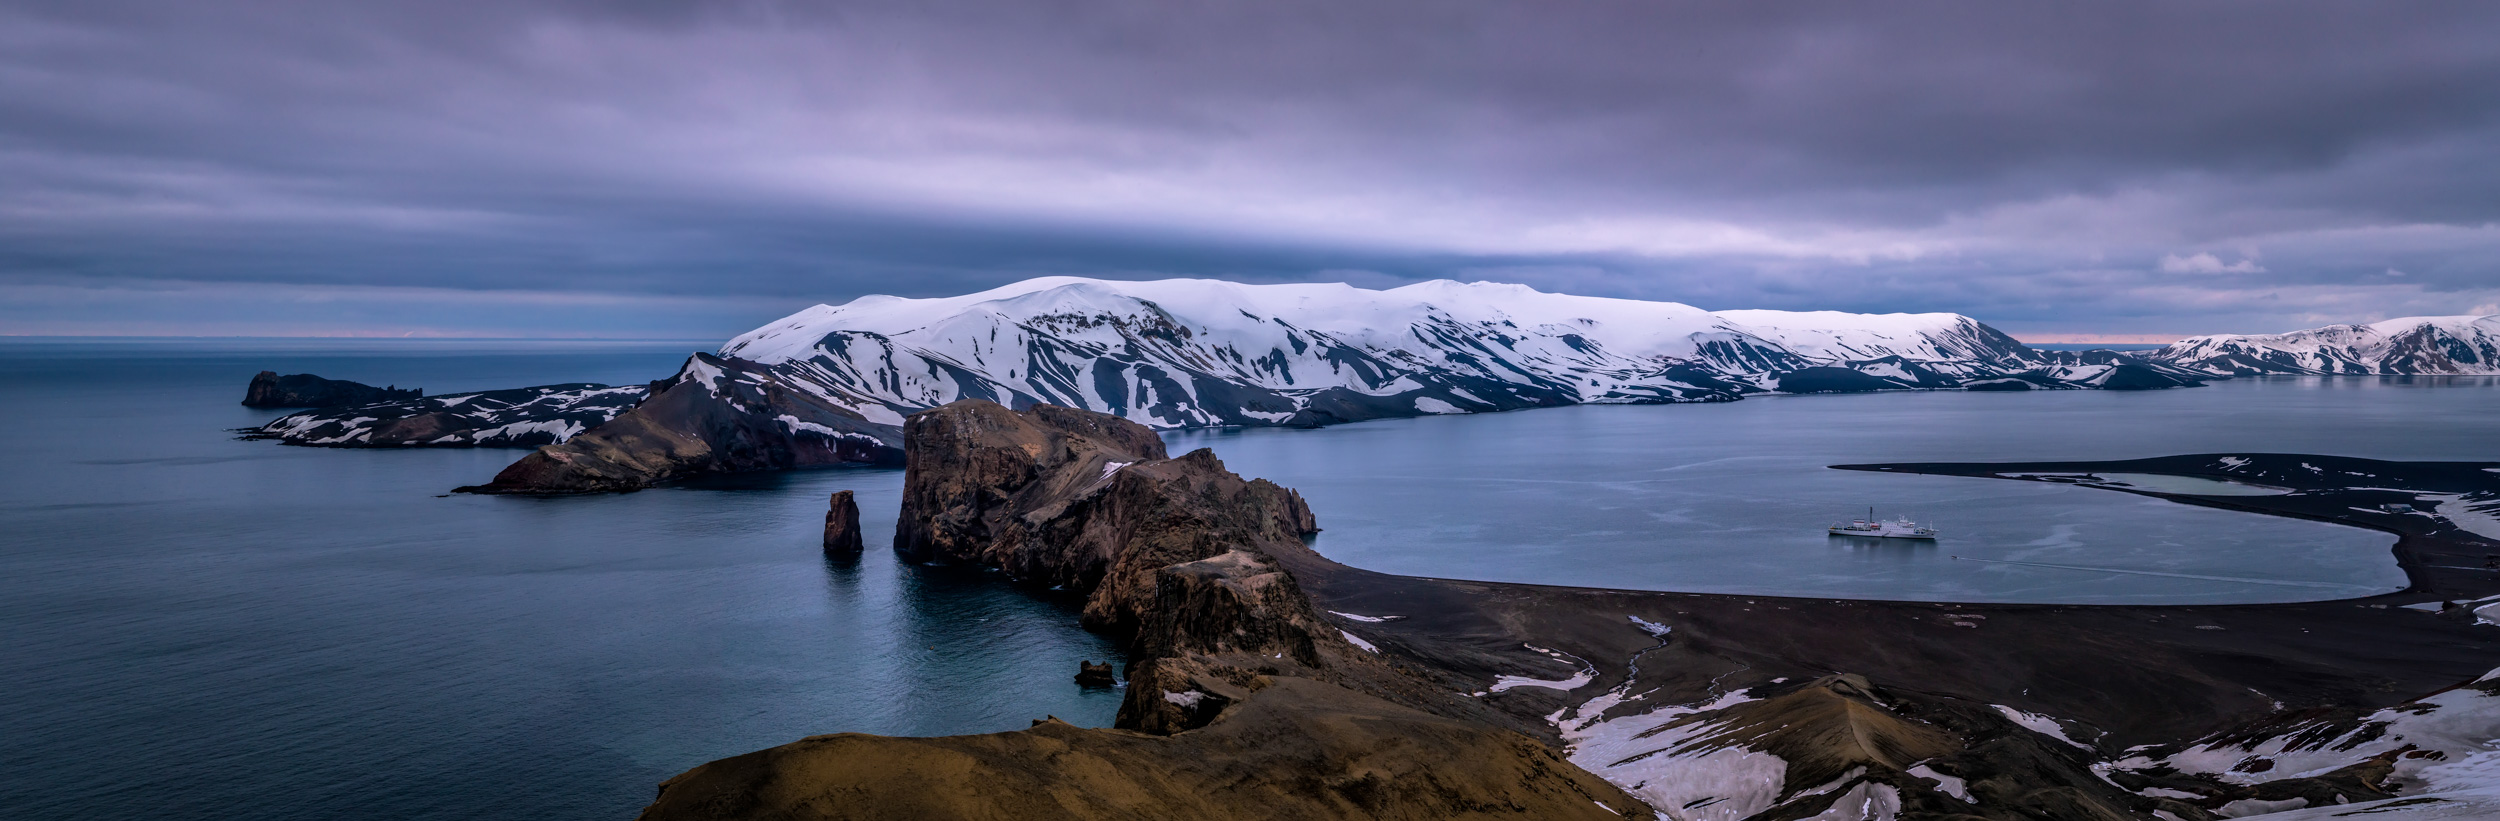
[{"x1": 5, "y1": 0, "x2": 2499, "y2": 337}]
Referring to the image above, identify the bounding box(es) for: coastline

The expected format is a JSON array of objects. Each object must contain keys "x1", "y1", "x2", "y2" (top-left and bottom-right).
[{"x1": 638, "y1": 403, "x2": 2500, "y2": 820}]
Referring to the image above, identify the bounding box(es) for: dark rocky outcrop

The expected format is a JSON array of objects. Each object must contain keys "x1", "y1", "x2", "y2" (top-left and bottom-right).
[
  {"x1": 638, "y1": 399, "x2": 1655, "y2": 820},
  {"x1": 241, "y1": 383, "x2": 643, "y2": 448},
  {"x1": 241, "y1": 371, "x2": 420, "y2": 408},
  {"x1": 891, "y1": 400, "x2": 1315, "y2": 636},
  {"x1": 456, "y1": 354, "x2": 901, "y2": 494},
  {"x1": 821, "y1": 490, "x2": 862, "y2": 557},
  {"x1": 1074, "y1": 660, "x2": 1116, "y2": 687}
]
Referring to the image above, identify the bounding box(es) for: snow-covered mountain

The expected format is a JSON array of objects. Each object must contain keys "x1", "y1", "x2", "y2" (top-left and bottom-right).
[
  {"x1": 713, "y1": 277, "x2": 2181, "y2": 431},
  {"x1": 2154, "y1": 315, "x2": 2500, "y2": 376},
  {"x1": 470, "y1": 277, "x2": 2203, "y2": 492}
]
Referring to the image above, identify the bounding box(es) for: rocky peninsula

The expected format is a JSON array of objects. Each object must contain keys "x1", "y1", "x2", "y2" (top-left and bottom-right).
[
  {"x1": 634, "y1": 402, "x2": 2500, "y2": 821},
  {"x1": 241, "y1": 371, "x2": 420, "y2": 408}
]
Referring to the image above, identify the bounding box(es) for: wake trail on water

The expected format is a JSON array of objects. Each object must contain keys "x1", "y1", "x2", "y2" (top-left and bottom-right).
[{"x1": 1948, "y1": 556, "x2": 2378, "y2": 591}]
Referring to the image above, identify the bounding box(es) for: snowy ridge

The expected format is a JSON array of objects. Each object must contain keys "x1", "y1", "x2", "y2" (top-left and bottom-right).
[
  {"x1": 2155, "y1": 315, "x2": 2500, "y2": 376},
  {"x1": 715, "y1": 277, "x2": 2174, "y2": 431},
  {"x1": 245, "y1": 383, "x2": 647, "y2": 448}
]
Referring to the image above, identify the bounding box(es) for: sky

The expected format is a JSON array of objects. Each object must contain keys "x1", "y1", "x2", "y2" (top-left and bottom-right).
[{"x1": 4, "y1": 1, "x2": 2498, "y2": 341}]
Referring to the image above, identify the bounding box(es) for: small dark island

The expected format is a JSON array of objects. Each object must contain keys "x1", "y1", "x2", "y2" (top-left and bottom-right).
[{"x1": 241, "y1": 371, "x2": 421, "y2": 408}]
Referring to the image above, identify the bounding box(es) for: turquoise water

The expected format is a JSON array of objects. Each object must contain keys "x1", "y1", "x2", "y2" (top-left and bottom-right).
[
  {"x1": 0, "y1": 341, "x2": 1124, "y2": 821},
  {"x1": 1172, "y1": 377, "x2": 2498, "y2": 604}
]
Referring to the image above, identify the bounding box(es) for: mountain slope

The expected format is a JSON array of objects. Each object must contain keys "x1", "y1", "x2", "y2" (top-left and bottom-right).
[
  {"x1": 2154, "y1": 315, "x2": 2500, "y2": 375},
  {"x1": 715, "y1": 277, "x2": 2181, "y2": 431},
  {"x1": 470, "y1": 277, "x2": 2200, "y2": 493}
]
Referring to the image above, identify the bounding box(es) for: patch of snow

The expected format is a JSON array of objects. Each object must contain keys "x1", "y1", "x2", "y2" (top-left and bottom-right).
[
  {"x1": 1162, "y1": 690, "x2": 1204, "y2": 708},
  {"x1": 2138, "y1": 787, "x2": 2202, "y2": 801},
  {"x1": 2219, "y1": 456, "x2": 2250, "y2": 469},
  {"x1": 1629, "y1": 615, "x2": 1672, "y2": 637},
  {"x1": 2424, "y1": 494, "x2": 2500, "y2": 542},
  {"x1": 1491, "y1": 668, "x2": 1596, "y2": 693},
  {"x1": 2218, "y1": 797, "x2": 2308, "y2": 817},
  {"x1": 1329, "y1": 611, "x2": 1394, "y2": 623},
  {"x1": 1339, "y1": 630, "x2": 1378, "y2": 653},
  {"x1": 2251, "y1": 783, "x2": 2500, "y2": 820},
  {"x1": 1907, "y1": 764, "x2": 1972, "y2": 803},
  {"x1": 2124, "y1": 676, "x2": 2500, "y2": 795},
  {"x1": 1098, "y1": 461, "x2": 1132, "y2": 481},
  {"x1": 1413, "y1": 396, "x2": 1464, "y2": 414},
  {"x1": 1802, "y1": 781, "x2": 1900, "y2": 821},
  {"x1": 1563, "y1": 690, "x2": 1783, "y2": 821},
  {"x1": 1993, "y1": 705, "x2": 2092, "y2": 749}
]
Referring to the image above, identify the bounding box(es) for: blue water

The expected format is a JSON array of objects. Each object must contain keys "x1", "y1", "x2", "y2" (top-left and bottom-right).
[
  {"x1": 1173, "y1": 377, "x2": 2499, "y2": 604},
  {"x1": 0, "y1": 341, "x2": 1125, "y2": 821},
  {"x1": 6, "y1": 341, "x2": 2492, "y2": 820}
]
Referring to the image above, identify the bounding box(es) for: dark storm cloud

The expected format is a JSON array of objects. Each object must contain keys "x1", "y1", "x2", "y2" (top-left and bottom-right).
[{"x1": 3, "y1": 0, "x2": 2498, "y2": 336}]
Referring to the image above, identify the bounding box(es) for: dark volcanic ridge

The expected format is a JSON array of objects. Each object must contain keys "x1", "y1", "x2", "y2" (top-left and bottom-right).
[
  {"x1": 240, "y1": 370, "x2": 420, "y2": 408},
  {"x1": 638, "y1": 401, "x2": 2500, "y2": 821},
  {"x1": 243, "y1": 382, "x2": 647, "y2": 448}
]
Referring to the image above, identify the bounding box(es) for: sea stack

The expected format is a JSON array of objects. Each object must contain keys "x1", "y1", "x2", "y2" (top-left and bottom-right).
[{"x1": 822, "y1": 490, "x2": 863, "y2": 556}]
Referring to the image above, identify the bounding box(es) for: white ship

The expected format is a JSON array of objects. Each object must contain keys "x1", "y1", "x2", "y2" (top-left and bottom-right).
[{"x1": 1828, "y1": 508, "x2": 1939, "y2": 540}]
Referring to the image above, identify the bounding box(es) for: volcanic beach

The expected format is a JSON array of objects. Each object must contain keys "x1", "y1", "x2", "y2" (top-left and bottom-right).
[{"x1": 638, "y1": 403, "x2": 2500, "y2": 821}]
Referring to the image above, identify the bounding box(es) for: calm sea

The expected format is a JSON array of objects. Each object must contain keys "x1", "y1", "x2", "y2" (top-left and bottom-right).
[
  {"x1": 6, "y1": 341, "x2": 2492, "y2": 819},
  {"x1": 1172, "y1": 376, "x2": 2498, "y2": 605},
  {"x1": 0, "y1": 340, "x2": 1124, "y2": 821}
]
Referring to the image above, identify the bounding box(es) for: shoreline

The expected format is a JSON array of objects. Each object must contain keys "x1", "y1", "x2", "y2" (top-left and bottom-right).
[{"x1": 1284, "y1": 452, "x2": 2500, "y2": 750}]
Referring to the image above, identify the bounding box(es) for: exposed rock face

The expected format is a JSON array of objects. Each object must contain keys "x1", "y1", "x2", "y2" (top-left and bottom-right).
[
  {"x1": 821, "y1": 490, "x2": 862, "y2": 557},
  {"x1": 240, "y1": 371, "x2": 420, "y2": 408},
  {"x1": 892, "y1": 400, "x2": 1316, "y2": 636},
  {"x1": 636, "y1": 679, "x2": 1647, "y2": 821},
  {"x1": 457, "y1": 354, "x2": 901, "y2": 494},
  {"x1": 1074, "y1": 660, "x2": 1116, "y2": 687},
  {"x1": 242, "y1": 383, "x2": 644, "y2": 447},
  {"x1": 639, "y1": 398, "x2": 1653, "y2": 820}
]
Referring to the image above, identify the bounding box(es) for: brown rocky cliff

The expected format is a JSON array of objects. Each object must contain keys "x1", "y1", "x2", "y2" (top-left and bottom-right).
[
  {"x1": 821, "y1": 490, "x2": 862, "y2": 557},
  {"x1": 893, "y1": 400, "x2": 1316, "y2": 636}
]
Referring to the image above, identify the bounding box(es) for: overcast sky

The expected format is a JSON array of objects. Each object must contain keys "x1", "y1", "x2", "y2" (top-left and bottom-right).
[{"x1": 5, "y1": 1, "x2": 2498, "y2": 340}]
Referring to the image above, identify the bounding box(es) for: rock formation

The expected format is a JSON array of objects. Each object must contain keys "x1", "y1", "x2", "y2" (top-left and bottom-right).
[
  {"x1": 1073, "y1": 660, "x2": 1115, "y2": 687},
  {"x1": 637, "y1": 398, "x2": 1654, "y2": 820},
  {"x1": 240, "y1": 371, "x2": 421, "y2": 408},
  {"x1": 455, "y1": 354, "x2": 901, "y2": 494},
  {"x1": 891, "y1": 400, "x2": 1315, "y2": 636},
  {"x1": 821, "y1": 490, "x2": 862, "y2": 557},
  {"x1": 241, "y1": 383, "x2": 643, "y2": 448}
]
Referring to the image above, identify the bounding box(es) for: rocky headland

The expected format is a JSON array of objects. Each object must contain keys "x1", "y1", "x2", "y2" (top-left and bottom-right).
[
  {"x1": 640, "y1": 399, "x2": 1651, "y2": 820},
  {"x1": 240, "y1": 371, "x2": 421, "y2": 408},
  {"x1": 637, "y1": 403, "x2": 2500, "y2": 821},
  {"x1": 456, "y1": 354, "x2": 901, "y2": 494},
  {"x1": 243, "y1": 382, "x2": 646, "y2": 448}
]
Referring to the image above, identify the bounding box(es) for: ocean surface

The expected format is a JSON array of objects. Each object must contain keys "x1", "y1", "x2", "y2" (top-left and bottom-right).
[
  {"x1": 0, "y1": 340, "x2": 1124, "y2": 821},
  {"x1": 5, "y1": 340, "x2": 2492, "y2": 820},
  {"x1": 1172, "y1": 376, "x2": 2498, "y2": 604}
]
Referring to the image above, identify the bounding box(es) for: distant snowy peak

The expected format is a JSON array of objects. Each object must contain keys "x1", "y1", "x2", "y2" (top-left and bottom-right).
[
  {"x1": 2155, "y1": 315, "x2": 2500, "y2": 375},
  {"x1": 712, "y1": 277, "x2": 2178, "y2": 431}
]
